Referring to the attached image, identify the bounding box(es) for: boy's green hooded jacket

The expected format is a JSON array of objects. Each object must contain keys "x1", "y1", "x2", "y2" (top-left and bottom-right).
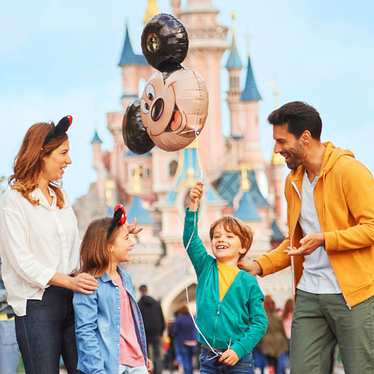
[{"x1": 183, "y1": 210, "x2": 268, "y2": 358}]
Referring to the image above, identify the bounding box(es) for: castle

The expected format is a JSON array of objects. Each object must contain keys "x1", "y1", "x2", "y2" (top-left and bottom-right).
[{"x1": 74, "y1": 0, "x2": 292, "y2": 317}]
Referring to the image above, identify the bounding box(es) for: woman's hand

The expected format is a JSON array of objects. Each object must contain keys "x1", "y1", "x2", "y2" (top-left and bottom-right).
[
  {"x1": 69, "y1": 273, "x2": 98, "y2": 294},
  {"x1": 188, "y1": 182, "x2": 203, "y2": 211},
  {"x1": 49, "y1": 272, "x2": 97, "y2": 294}
]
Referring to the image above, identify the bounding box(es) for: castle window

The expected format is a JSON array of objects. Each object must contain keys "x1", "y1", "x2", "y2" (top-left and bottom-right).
[{"x1": 169, "y1": 160, "x2": 178, "y2": 177}]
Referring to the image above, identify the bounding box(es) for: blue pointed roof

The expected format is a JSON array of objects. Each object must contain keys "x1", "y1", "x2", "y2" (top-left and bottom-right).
[
  {"x1": 225, "y1": 34, "x2": 242, "y2": 70},
  {"x1": 234, "y1": 191, "x2": 261, "y2": 222},
  {"x1": 91, "y1": 130, "x2": 103, "y2": 144},
  {"x1": 118, "y1": 25, "x2": 148, "y2": 66},
  {"x1": 248, "y1": 170, "x2": 269, "y2": 209},
  {"x1": 271, "y1": 219, "x2": 285, "y2": 242},
  {"x1": 215, "y1": 171, "x2": 240, "y2": 206},
  {"x1": 126, "y1": 196, "x2": 154, "y2": 225},
  {"x1": 216, "y1": 170, "x2": 269, "y2": 208},
  {"x1": 241, "y1": 56, "x2": 262, "y2": 101}
]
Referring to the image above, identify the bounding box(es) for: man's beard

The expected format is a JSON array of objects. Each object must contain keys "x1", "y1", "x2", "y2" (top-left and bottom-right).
[{"x1": 284, "y1": 146, "x2": 304, "y2": 170}]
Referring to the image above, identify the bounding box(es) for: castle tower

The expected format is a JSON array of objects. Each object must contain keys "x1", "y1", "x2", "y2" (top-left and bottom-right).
[
  {"x1": 91, "y1": 130, "x2": 106, "y2": 202},
  {"x1": 118, "y1": 24, "x2": 152, "y2": 110},
  {"x1": 226, "y1": 27, "x2": 243, "y2": 137},
  {"x1": 176, "y1": 0, "x2": 228, "y2": 178},
  {"x1": 240, "y1": 55, "x2": 263, "y2": 168}
]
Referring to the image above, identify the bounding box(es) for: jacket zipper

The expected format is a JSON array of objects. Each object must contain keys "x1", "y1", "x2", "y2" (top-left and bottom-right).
[{"x1": 212, "y1": 303, "x2": 221, "y2": 347}]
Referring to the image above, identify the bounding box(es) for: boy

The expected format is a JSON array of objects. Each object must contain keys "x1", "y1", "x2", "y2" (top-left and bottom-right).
[{"x1": 183, "y1": 182, "x2": 268, "y2": 373}]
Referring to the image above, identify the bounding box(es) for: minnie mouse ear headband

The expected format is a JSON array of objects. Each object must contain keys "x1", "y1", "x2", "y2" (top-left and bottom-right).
[
  {"x1": 43, "y1": 115, "x2": 73, "y2": 145},
  {"x1": 107, "y1": 203, "x2": 127, "y2": 239}
]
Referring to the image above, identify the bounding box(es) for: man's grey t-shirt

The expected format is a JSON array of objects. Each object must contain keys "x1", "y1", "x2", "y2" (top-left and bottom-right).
[{"x1": 297, "y1": 172, "x2": 341, "y2": 294}]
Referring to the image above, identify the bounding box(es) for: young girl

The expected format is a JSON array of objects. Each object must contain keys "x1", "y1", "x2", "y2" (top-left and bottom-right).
[{"x1": 73, "y1": 204, "x2": 151, "y2": 374}]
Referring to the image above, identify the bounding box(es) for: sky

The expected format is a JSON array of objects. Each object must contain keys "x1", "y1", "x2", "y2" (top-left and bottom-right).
[{"x1": 1, "y1": 0, "x2": 373, "y2": 201}]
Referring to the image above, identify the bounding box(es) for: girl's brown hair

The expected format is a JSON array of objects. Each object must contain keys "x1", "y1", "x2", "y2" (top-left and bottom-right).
[
  {"x1": 80, "y1": 218, "x2": 121, "y2": 276},
  {"x1": 9, "y1": 122, "x2": 68, "y2": 208},
  {"x1": 209, "y1": 216, "x2": 253, "y2": 260}
]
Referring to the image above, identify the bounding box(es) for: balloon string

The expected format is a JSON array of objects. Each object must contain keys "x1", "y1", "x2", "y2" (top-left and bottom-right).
[{"x1": 184, "y1": 210, "x2": 222, "y2": 357}]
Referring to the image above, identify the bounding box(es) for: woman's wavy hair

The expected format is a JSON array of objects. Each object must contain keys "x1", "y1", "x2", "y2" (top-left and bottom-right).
[
  {"x1": 79, "y1": 218, "x2": 121, "y2": 276},
  {"x1": 9, "y1": 122, "x2": 68, "y2": 208}
]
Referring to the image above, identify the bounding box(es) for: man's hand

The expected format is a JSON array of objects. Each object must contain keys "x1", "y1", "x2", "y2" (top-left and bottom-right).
[
  {"x1": 218, "y1": 349, "x2": 239, "y2": 366},
  {"x1": 238, "y1": 260, "x2": 262, "y2": 276},
  {"x1": 188, "y1": 182, "x2": 203, "y2": 212},
  {"x1": 286, "y1": 233, "x2": 325, "y2": 256}
]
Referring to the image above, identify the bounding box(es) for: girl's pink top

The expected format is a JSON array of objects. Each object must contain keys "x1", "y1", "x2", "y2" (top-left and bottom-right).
[{"x1": 118, "y1": 280, "x2": 145, "y2": 367}]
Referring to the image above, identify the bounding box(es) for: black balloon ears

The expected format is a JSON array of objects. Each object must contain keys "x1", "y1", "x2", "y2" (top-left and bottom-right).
[
  {"x1": 141, "y1": 13, "x2": 189, "y2": 73},
  {"x1": 122, "y1": 100, "x2": 155, "y2": 154},
  {"x1": 43, "y1": 115, "x2": 72, "y2": 145}
]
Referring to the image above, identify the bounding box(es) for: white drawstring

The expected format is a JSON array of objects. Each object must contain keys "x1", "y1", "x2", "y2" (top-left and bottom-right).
[{"x1": 184, "y1": 210, "x2": 222, "y2": 357}]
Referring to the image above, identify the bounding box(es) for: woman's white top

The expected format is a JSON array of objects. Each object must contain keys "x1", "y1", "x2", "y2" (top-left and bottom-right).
[{"x1": 0, "y1": 187, "x2": 80, "y2": 316}]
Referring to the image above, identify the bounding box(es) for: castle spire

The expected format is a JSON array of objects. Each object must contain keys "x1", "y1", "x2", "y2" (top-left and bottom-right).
[
  {"x1": 118, "y1": 24, "x2": 147, "y2": 66},
  {"x1": 144, "y1": 0, "x2": 159, "y2": 24},
  {"x1": 241, "y1": 55, "x2": 262, "y2": 101},
  {"x1": 225, "y1": 12, "x2": 242, "y2": 70}
]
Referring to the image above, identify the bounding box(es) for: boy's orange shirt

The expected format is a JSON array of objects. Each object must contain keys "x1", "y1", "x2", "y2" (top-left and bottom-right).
[{"x1": 217, "y1": 262, "x2": 239, "y2": 300}]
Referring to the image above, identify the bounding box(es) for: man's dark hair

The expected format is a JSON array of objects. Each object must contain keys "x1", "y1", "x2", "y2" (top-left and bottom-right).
[{"x1": 268, "y1": 101, "x2": 322, "y2": 140}]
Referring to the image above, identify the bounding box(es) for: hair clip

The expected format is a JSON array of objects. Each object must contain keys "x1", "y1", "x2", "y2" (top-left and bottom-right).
[{"x1": 43, "y1": 115, "x2": 73, "y2": 145}]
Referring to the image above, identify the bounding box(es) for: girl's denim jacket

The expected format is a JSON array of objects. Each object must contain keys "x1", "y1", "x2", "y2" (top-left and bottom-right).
[{"x1": 73, "y1": 267, "x2": 147, "y2": 374}]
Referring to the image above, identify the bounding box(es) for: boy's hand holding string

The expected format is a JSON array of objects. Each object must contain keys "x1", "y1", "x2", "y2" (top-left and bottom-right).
[{"x1": 188, "y1": 181, "x2": 203, "y2": 212}]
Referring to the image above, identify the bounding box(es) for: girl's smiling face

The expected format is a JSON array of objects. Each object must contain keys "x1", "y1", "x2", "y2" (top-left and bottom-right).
[{"x1": 109, "y1": 225, "x2": 136, "y2": 264}]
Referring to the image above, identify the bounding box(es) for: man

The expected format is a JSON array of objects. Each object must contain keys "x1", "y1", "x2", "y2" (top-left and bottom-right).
[
  {"x1": 138, "y1": 284, "x2": 165, "y2": 374},
  {"x1": 240, "y1": 101, "x2": 374, "y2": 374}
]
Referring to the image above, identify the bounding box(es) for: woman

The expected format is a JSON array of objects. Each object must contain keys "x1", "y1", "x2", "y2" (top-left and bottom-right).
[{"x1": 0, "y1": 116, "x2": 97, "y2": 374}]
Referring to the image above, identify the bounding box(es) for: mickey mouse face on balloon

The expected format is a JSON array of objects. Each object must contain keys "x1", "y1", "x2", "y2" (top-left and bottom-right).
[{"x1": 139, "y1": 68, "x2": 208, "y2": 152}]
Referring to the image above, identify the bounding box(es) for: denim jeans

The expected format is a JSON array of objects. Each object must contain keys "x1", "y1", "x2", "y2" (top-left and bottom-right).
[
  {"x1": 200, "y1": 347, "x2": 254, "y2": 374},
  {"x1": 0, "y1": 319, "x2": 20, "y2": 374},
  {"x1": 175, "y1": 344, "x2": 195, "y2": 374},
  {"x1": 15, "y1": 286, "x2": 78, "y2": 374},
  {"x1": 119, "y1": 364, "x2": 148, "y2": 374}
]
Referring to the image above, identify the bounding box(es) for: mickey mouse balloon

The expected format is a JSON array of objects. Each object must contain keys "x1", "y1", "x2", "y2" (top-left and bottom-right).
[
  {"x1": 122, "y1": 13, "x2": 208, "y2": 154},
  {"x1": 141, "y1": 13, "x2": 189, "y2": 73}
]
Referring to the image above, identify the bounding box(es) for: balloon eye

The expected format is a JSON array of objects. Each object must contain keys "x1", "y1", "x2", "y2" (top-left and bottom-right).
[
  {"x1": 146, "y1": 33, "x2": 160, "y2": 53},
  {"x1": 145, "y1": 84, "x2": 156, "y2": 102},
  {"x1": 141, "y1": 100, "x2": 150, "y2": 114},
  {"x1": 151, "y1": 98, "x2": 164, "y2": 121}
]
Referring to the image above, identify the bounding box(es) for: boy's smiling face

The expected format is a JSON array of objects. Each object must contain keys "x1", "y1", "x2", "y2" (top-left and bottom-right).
[{"x1": 211, "y1": 224, "x2": 246, "y2": 264}]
